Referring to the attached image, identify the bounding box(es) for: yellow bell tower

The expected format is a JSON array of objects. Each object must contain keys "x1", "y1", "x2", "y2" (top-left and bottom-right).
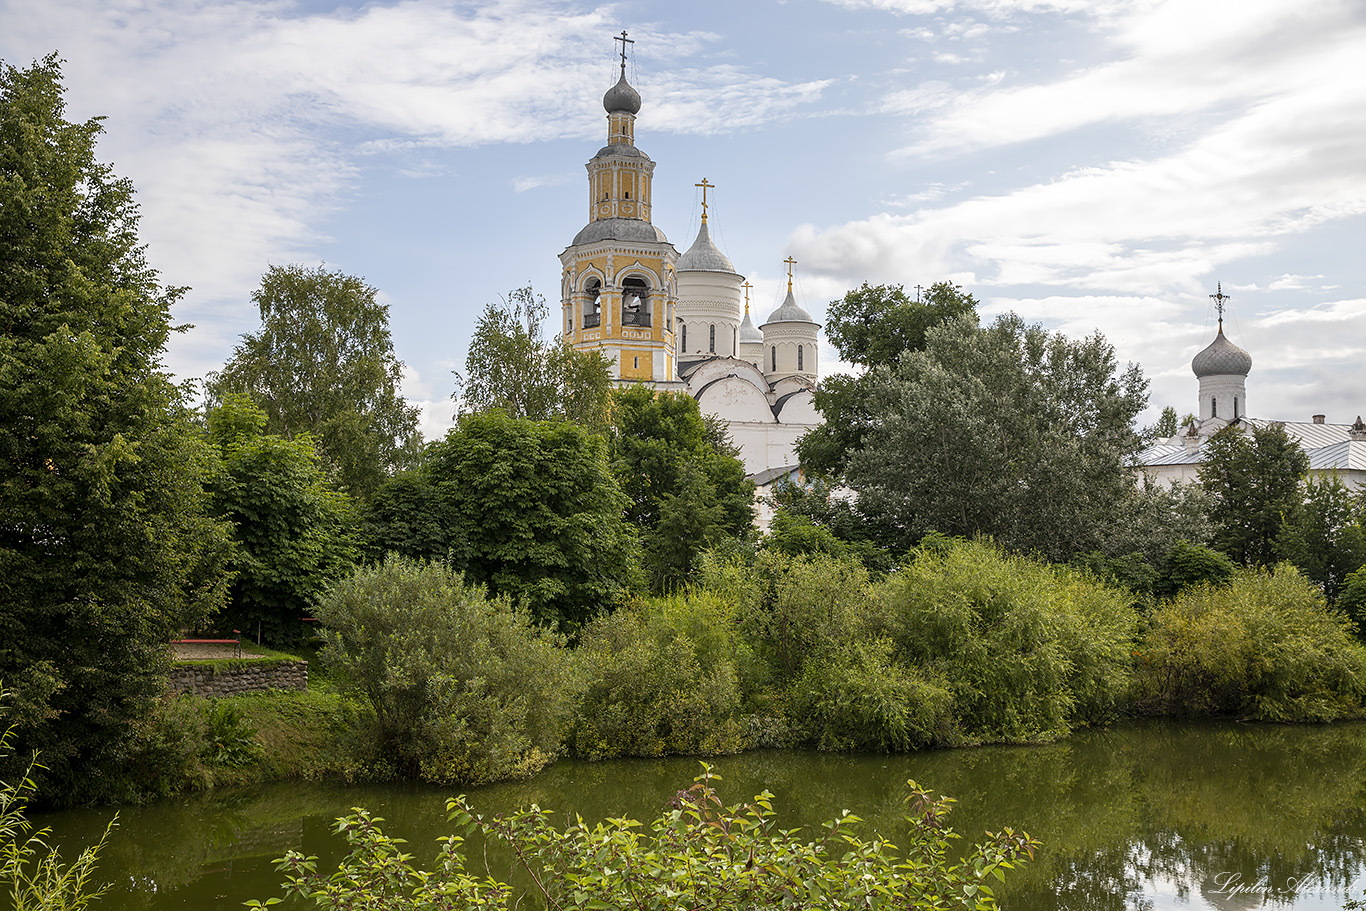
[{"x1": 559, "y1": 31, "x2": 679, "y2": 385}]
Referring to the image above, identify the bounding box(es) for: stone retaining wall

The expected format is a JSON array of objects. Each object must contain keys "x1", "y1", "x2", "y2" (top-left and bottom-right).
[{"x1": 168, "y1": 660, "x2": 307, "y2": 697}]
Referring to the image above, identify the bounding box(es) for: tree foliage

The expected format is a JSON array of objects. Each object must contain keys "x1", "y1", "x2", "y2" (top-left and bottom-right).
[
  {"x1": 846, "y1": 313, "x2": 1149, "y2": 561},
  {"x1": 610, "y1": 386, "x2": 753, "y2": 590},
  {"x1": 825, "y1": 281, "x2": 979, "y2": 369},
  {"x1": 0, "y1": 55, "x2": 232, "y2": 798},
  {"x1": 1199, "y1": 422, "x2": 1309, "y2": 566},
  {"x1": 1275, "y1": 475, "x2": 1366, "y2": 603},
  {"x1": 206, "y1": 264, "x2": 422, "y2": 501},
  {"x1": 206, "y1": 394, "x2": 358, "y2": 645},
  {"x1": 422, "y1": 411, "x2": 638, "y2": 631},
  {"x1": 799, "y1": 281, "x2": 977, "y2": 479},
  {"x1": 454, "y1": 286, "x2": 614, "y2": 432}
]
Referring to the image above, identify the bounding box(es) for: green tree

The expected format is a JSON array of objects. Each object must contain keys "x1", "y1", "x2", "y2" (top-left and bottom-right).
[
  {"x1": 846, "y1": 313, "x2": 1149, "y2": 561},
  {"x1": 610, "y1": 386, "x2": 753, "y2": 590},
  {"x1": 1276, "y1": 475, "x2": 1366, "y2": 602},
  {"x1": 825, "y1": 281, "x2": 979, "y2": 369},
  {"x1": 207, "y1": 394, "x2": 357, "y2": 645},
  {"x1": 423, "y1": 411, "x2": 638, "y2": 630},
  {"x1": 0, "y1": 55, "x2": 233, "y2": 800},
  {"x1": 1199, "y1": 422, "x2": 1309, "y2": 566},
  {"x1": 798, "y1": 281, "x2": 978, "y2": 479},
  {"x1": 454, "y1": 286, "x2": 613, "y2": 431},
  {"x1": 206, "y1": 264, "x2": 422, "y2": 501}
]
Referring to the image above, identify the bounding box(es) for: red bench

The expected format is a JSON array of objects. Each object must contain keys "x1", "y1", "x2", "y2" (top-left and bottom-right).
[{"x1": 171, "y1": 630, "x2": 242, "y2": 659}]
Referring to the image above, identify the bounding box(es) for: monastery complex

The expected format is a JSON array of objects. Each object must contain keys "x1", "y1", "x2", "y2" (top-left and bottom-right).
[{"x1": 557, "y1": 35, "x2": 820, "y2": 478}]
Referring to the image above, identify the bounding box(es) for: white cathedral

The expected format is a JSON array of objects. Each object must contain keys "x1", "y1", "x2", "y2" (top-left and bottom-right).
[{"x1": 557, "y1": 37, "x2": 821, "y2": 478}]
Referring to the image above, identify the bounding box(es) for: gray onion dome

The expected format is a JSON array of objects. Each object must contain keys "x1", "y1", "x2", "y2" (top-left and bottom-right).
[
  {"x1": 1192, "y1": 329, "x2": 1252, "y2": 378},
  {"x1": 603, "y1": 71, "x2": 641, "y2": 115},
  {"x1": 764, "y1": 287, "x2": 814, "y2": 324},
  {"x1": 677, "y1": 221, "x2": 737, "y2": 273},
  {"x1": 739, "y1": 308, "x2": 763, "y2": 344}
]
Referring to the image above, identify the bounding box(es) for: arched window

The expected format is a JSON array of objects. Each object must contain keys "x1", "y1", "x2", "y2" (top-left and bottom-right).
[
  {"x1": 622, "y1": 276, "x2": 650, "y2": 327},
  {"x1": 798, "y1": 344, "x2": 804, "y2": 372},
  {"x1": 681, "y1": 323, "x2": 687, "y2": 353},
  {"x1": 709, "y1": 324, "x2": 715, "y2": 353},
  {"x1": 633, "y1": 356, "x2": 639, "y2": 369},
  {"x1": 732, "y1": 328, "x2": 737, "y2": 353},
  {"x1": 1211, "y1": 397, "x2": 1217, "y2": 418},
  {"x1": 1233, "y1": 396, "x2": 1239, "y2": 419},
  {"x1": 583, "y1": 278, "x2": 601, "y2": 329},
  {"x1": 771, "y1": 346, "x2": 777, "y2": 373}
]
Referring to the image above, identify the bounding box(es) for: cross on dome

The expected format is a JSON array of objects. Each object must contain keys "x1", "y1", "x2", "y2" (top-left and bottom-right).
[
  {"x1": 614, "y1": 30, "x2": 633, "y2": 73},
  {"x1": 1210, "y1": 282, "x2": 1231, "y2": 331},
  {"x1": 784, "y1": 256, "x2": 796, "y2": 292},
  {"x1": 695, "y1": 177, "x2": 714, "y2": 222}
]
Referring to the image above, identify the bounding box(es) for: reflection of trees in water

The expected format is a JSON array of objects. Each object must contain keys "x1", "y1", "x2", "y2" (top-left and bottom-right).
[{"x1": 30, "y1": 721, "x2": 1366, "y2": 910}]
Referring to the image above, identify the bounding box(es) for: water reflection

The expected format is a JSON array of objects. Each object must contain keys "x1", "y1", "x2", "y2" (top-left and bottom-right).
[{"x1": 32, "y1": 720, "x2": 1366, "y2": 910}]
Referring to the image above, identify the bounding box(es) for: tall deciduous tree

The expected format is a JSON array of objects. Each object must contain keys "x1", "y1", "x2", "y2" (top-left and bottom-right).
[
  {"x1": 1276, "y1": 475, "x2": 1366, "y2": 602},
  {"x1": 454, "y1": 286, "x2": 613, "y2": 432},
  {"x1": 1199, "y1": 422, "x2": 1309, "y2": 567},
  {"x1": 847, "y1": 313, "x2": 1149, "y2": 561},
  {"x1": 798, "y1": 281, "x2": 977, "y2": 479},
  {"x1": 207, "y1": 394, "x2": 358, "y2": 645},
  {"x1": 0, "y1": 55, "x2": 232, "y2": 799},
  {"x1": 423, "y1": 411, "x2": 638, "y2": 631},
  {"x1": 610, "y1": 386, "x2": 754, "y2": 589},
  {"x1": 206, "y1": 264, "x2": 422, "y2": 501}
]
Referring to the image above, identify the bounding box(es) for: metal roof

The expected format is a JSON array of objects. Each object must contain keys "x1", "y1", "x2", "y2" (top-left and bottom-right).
[
  {"x1": 677, "y1": 221, "x2": 738, "y2": 273},
  {"x1": 1138, "y1": 417, "x2": 1366, "y2": 471}
]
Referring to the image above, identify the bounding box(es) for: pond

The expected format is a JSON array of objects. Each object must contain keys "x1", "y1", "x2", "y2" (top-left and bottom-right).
[{"x1": 32, "y1": 719, "x2": 1366, "y2": 910}]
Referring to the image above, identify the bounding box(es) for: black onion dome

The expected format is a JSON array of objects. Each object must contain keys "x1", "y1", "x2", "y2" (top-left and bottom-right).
[
  {"x1": 603, "y1": 71, "x2": 641, "y2": 115},
  {"x1": 1192, "y1": 329, "x2": 1252, "y2": 378}
]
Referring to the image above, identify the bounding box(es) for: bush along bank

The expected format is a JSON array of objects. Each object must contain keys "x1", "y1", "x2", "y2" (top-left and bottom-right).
[
  {"x1": 282, "y1": 539, "x2": 1366, "y2": 790},
  {"x1": 75, "y1": 537, "x2": 1366, "y2": 802}
]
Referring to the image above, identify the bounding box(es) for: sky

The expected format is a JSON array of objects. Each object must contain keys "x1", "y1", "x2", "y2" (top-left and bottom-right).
[{"x1": 4, "y1": 0, "x2": 1365, "y2": 441}]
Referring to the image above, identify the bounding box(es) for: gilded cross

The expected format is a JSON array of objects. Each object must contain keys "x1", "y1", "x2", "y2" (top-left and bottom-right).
[
  {"x1": 783, "y1": 256, "x2": 796, "y2": 291},
  {"x1": 695, "y1": 178, "x2": 714, "y2": 222},
  {"x1": 743, "y1": 280, "x2": 752, "y2": 315}
]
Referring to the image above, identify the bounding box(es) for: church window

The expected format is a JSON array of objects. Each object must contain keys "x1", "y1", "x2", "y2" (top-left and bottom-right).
[
  {"x1": 681, "y1": 323, "x2": 687, "y2": 352},
  {"x1": 1212, "y1": 397, "x2": 1217, "y2": 418},
  {"x1": 624, "y1": 191, "x2": 630, "y2": 198},
  {"x1": 798, "y1": 345, "x2": 804, "y2": 371},
  {"x1": 1234, "y1": 396, "x2": 1239, "y2": 419},
  {"x1": 732, "y1": 328, "x2": 736, "y2": 353},
  {"x1": 633, "y1": 356, "x2": 639, "y2": 369},
  {"x1": 709, "y1": 324, "x2": 715, "y2": 353},
  {"x1": 771, "y1": 346, "x2": 776, "y2": 373}
]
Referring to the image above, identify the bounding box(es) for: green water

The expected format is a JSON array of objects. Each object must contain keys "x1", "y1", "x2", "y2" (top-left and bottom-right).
[{"x1": 32, "y1": 720, "x2": 1366, "y2": 910}]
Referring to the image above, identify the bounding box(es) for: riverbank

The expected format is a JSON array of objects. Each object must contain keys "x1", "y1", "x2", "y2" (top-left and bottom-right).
[{"x1": 30, "y1": 719, "x2": 1366, "y2": 911}]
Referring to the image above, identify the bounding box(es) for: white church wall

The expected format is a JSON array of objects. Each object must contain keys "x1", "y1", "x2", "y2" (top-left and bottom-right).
[{"x1": 695, "y1": 375, "x2": 777, "y2": 425}]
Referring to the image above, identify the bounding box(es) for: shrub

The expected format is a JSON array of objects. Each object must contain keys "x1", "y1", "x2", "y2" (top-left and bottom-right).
[
  {"x1": 878, "y1": 538, "x2": 1138, "y2": 742},
  {"x1": 1135, "y1": 564, "x2": 1366, "y2": 720},
  {"x1": 251, "y1": 767, "x2": 1037, "y2": 911},
  {"x1": 788, "y1": 636, "x2": 955, "y2": 751},
  {"x1": 570, "y1": 591, "x2": 752, "y2": 759},
  {"x1": 314, "y1": 556, "x2": 578, "y2": 784},
  {"x1": 705, "y1": 550, "x2": 876, "y2": 684}
]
